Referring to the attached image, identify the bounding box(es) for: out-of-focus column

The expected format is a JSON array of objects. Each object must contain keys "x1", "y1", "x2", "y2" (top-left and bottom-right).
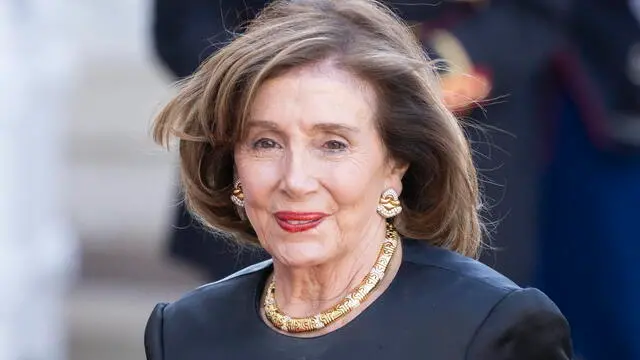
[{"x1": 0, "y1": 1, "x2": 79, "y2": 359}]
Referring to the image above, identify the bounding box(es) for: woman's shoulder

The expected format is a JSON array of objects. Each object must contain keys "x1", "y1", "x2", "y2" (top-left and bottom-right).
[
  {"x1": 148, "y1": 260, "x2": 271, "y2": 329},
  {"x1": 397, "y1": 238, "x2": 549, "y2": 333},
  {"x1": 172, "y1": 259, "x2": 272, "y2": 310},
  {"x1": 144, "y1": 260, "x2": 272, "y2": 359},
  {"x1": 397, "y1": 239, "x2": 572, "y2": 359},
  {"x1": 401, "y1": 238, "x2": 520, "y2": 294}
]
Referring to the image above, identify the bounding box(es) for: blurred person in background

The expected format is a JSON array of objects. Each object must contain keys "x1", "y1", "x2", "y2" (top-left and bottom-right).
[
  {"x1": 535, "y1": 2, "x2": 640, "y2": 359},
  {"x1": 0, "y1": 0, "x2": 79, "y2": 359},
  {"x1": 412, "y1": 1, "x2": 640, "y2": 358},
  {"x1": 145, "y1": 1, "x2": 572, "y2": 359}
]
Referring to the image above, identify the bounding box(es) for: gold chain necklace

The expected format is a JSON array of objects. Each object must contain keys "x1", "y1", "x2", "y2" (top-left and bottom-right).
[{"x1": 263, "y1": 222, "x2": 400, "y2": 333}]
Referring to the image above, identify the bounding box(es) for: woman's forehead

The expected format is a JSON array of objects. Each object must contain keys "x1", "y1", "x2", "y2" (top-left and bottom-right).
[{"x1": 246, "y1": 64, "x2": 377, "y2": 131}]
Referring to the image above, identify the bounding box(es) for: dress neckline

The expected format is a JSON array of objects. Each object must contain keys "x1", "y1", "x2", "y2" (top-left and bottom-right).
[{"x1": 250, "y1": 238, "x2": 411, "y2": 340}]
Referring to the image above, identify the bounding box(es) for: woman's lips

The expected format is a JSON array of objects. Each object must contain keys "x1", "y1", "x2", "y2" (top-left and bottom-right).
[{"x1": 274, "y1": 211, "x2": 327, "y2": 233}]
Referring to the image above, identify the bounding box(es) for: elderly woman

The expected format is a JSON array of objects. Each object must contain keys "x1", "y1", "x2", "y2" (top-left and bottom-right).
[{"x1": 144, "y1": 0, "x2": 572, "y2": 359}]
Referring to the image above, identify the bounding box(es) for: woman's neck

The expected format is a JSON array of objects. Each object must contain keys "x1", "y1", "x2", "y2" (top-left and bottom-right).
[{"x1": 270, "y1": 221, "x2": 397, "y2": 317}]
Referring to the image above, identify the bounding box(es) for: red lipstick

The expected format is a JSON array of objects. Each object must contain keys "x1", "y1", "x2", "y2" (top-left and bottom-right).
[{"x1": 274, "y1": 211, "x2": 327, "y2": 233}]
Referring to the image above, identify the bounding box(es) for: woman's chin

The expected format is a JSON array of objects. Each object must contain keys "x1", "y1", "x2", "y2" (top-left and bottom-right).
[{"x1": 271, "y1": 242, "x2": 335, "y2": 269}]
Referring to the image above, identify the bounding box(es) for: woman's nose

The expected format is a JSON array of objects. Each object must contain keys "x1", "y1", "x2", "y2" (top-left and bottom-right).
[{"x1": 280, "y1": 149, "x2": 319, "y2": 198}]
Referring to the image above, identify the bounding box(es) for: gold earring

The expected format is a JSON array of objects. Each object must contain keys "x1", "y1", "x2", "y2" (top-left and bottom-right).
[
  {"x1": 377, "y1": 188, "x2": 402, "y2": 218},
  {"x1": 230, "y1": 179, "x2": 245, "y2": 207}
]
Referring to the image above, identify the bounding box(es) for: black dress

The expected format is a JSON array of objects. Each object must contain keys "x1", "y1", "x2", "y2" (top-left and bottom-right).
[{"x1": 144, "y1": 239, "x2": 573, "y2": 359}]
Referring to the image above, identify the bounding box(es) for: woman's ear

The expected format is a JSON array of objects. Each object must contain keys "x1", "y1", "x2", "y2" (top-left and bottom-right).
[{"x1": 387, "y1": 160, "x2": 409, "y2": 194}]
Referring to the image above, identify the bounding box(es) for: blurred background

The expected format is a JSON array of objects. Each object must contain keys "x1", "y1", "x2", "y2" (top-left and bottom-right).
[
  {"x1": 0, "y1": 1, "x2": 202, "y2": 360},
  {"x1": 1, "y1": 0, "x2": 639, "y2": 360},
  {"x1": 55, "y1": 3, "x2": 205, "y2": 359}
]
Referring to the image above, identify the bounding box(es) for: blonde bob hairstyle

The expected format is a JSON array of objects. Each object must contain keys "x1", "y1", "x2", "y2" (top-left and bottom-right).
[{"x1": 153, "y1": 0, "x2": 484, "y2": 258}]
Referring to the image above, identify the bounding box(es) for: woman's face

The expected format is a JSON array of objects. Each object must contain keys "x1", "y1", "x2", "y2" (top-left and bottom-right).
[{"x1": 234, "y1": 63, "x2": 406, "y2": 268}]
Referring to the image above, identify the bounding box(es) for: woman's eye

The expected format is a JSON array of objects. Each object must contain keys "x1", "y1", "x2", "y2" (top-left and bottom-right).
[
  {"x1": 323, "y1": 140, "x2": 348, "y2": 151},
  {"x1": 252, "y1": 138, "x2": 280, "y2": 149}
]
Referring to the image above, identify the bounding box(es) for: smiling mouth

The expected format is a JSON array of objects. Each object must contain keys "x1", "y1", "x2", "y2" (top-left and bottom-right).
[{"x1": 274, "y1": 212, "x2": 327, "y2": 233}]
